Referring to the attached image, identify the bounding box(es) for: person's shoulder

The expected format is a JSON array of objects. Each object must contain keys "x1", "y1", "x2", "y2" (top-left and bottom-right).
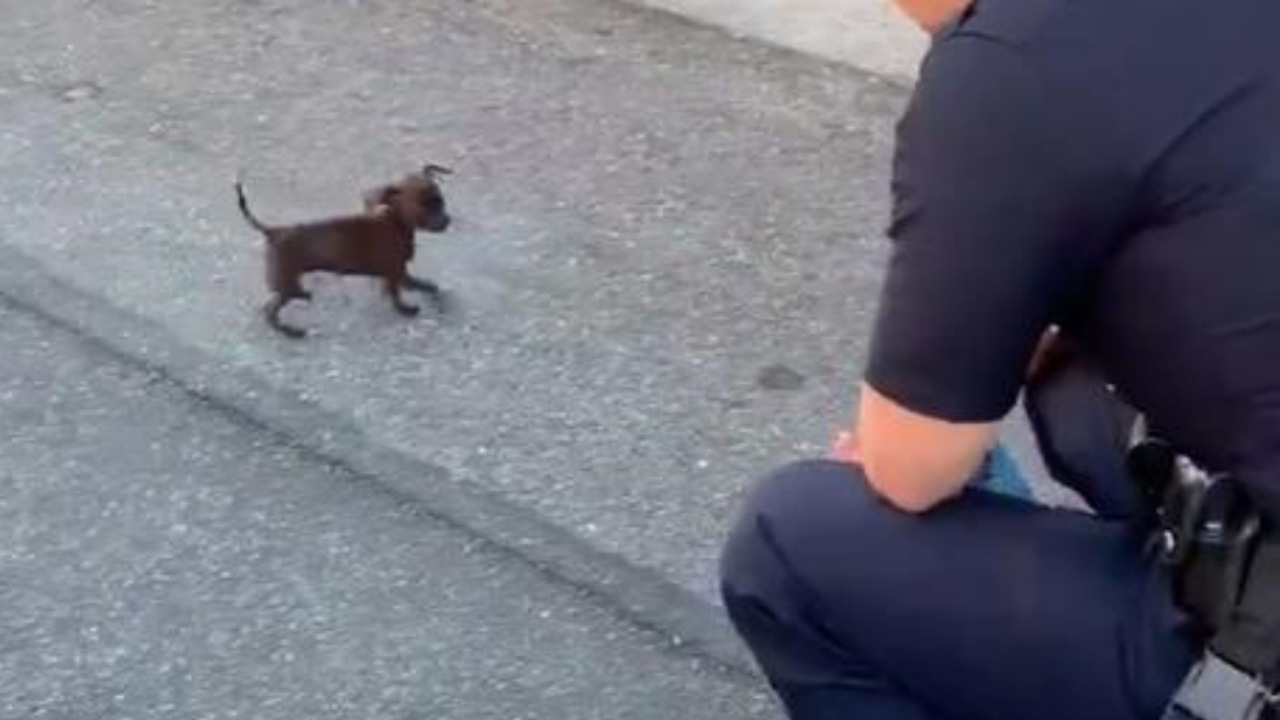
[
  {"x1": 913, "y1": 0, "x2": 1072, "y2": 99},
  {"x1": 932, "y1": 0, "x2": 1138, "y2": 75},
  {"x1": 915, "y1": 0, "x2": 1164, "y2": 165}
]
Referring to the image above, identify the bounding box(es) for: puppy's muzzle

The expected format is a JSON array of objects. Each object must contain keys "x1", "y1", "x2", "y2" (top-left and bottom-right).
[{"x1": 425, "y1": 212, "x2": 451, "y2": 233}]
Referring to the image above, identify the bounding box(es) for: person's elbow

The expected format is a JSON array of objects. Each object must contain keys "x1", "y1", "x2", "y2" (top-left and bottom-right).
[
  {"x1": 859, "y1": 446, "x2": 966, "y2": 514},
  {"x1": 855, "y1": 382, "x2": 996, "y2": 514}
]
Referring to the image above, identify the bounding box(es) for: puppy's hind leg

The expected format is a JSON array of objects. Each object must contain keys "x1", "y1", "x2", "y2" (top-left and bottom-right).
[
  {"x1": 263, "y1": 252, "x2": 310, "y2": 337},
  {"x1": 264, "y1": 294, "x2": 307, "y2": 338}
]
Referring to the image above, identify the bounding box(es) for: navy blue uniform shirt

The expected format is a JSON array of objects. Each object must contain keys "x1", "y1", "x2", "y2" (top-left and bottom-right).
[{"x1": 863, "y1": 0, "x2": 1280, "y2": 517}]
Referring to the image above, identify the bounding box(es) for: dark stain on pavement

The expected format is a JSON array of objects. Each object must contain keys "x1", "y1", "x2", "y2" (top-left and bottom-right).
[{"x1": 756, "y1": 363, "x2": 806, "y2": 391}]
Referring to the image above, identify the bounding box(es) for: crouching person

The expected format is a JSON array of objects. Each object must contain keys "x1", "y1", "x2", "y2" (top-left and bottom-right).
[{"x1": 718, "y1": 0, "x2": 1280, "y2": 715}]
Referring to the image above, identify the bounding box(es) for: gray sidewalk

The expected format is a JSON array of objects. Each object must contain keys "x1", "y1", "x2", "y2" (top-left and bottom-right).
[{"x1": 0, "y1": 299, "x2": 778, "y2": 719}]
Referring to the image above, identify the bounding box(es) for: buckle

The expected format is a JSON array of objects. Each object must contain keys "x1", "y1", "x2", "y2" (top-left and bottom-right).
[{"x1": 1164, "y1": 653, "x2": 1277, "y2": 720}]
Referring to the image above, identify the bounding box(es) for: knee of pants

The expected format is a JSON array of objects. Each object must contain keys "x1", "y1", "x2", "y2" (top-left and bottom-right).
[
  {"x1": 717, "y1": 459, "x2": 894, "y2": 682},
  {"x1": 718, "y1": 458, "x2": 889, "y2": 617}
]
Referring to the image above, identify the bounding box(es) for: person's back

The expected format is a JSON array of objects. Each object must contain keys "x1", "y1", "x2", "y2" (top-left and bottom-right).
[
  {"x1": 718, "y1": 0, "x2": 1280, "y2": 718},
  {"x1": 881, "y1": 0, "x2": 1280, "y2": 514},
  {"x1": 1041, "y1": 0, "x2": 1280, "y2": 520}
]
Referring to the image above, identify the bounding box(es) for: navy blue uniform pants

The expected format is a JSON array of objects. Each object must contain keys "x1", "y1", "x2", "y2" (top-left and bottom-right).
[{"x1": 719, "y1": 458, "x2": 1204, "y2": 720}]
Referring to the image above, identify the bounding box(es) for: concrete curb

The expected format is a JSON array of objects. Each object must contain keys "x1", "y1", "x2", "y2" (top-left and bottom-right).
[
  {"x1": 627, "y1": 0, "x2": 927, "y2": 82},
  {"x1": 0, "y1": 242, "x2": 760, "y2": 680}
]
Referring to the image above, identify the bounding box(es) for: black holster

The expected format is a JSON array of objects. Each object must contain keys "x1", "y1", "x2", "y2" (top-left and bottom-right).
[
  {"x1": 1022, "y1": 342, "x2": 1280, "y2": 720},
  {"x1": 1127, "y1": 431, "x2": 1280, "y2": 720},
  {"x1": 1128, "y1": 436, "x2": 1263, "y2": 633}
]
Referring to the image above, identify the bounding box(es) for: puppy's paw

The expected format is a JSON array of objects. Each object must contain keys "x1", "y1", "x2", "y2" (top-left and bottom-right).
[
  {"x1": 394, "y1": 303, "x2": 421, "y2": 318},
  {"x1": 264, "y1": 301, "x2": 309, "y2": 339},
  {"x1": 273, "y1": 324, "x2": 308, "y2": 340}
]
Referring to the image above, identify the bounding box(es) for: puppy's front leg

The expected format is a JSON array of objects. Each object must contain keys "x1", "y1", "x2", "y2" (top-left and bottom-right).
[
  {"x1": 384, "y1": 276, "x2": 420, "y2": 317},
  {"x1": 404, "y1": 273, "x2": 440, "y2": 297},
  {"x1": 404, "y1": 272, "x2": 449, "y2": 312}
]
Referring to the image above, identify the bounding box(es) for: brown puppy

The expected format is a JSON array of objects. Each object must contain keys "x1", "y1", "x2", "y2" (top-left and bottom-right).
[{"x1": 234, "y1": 165, "x2": 453, "y2": 338}]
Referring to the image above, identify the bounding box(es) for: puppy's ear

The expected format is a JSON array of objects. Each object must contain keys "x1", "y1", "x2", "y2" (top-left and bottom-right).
[
  {"x1": 423, "y1": 163, "x2": 453, "y2": 178},
  {"x1": 364, "y1": 185, "x2": 400, "y2": 211}
]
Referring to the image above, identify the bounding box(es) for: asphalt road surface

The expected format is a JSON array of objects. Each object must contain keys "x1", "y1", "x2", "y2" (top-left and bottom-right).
[
  {"x1": 0, "y1": 0, "x2": 1072, "y2": 713},
  {"x1": 0, "y1": 300, "x2": 778, "y2": 719},
  {"x1": 0, "y1": 0, "x2": 922, "y2": 602}
]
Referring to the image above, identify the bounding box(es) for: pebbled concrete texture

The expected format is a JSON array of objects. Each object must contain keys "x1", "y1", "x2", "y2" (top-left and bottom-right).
[
  {"x1": 0, "y1": 0, "x2": 1066, "y2": 613},
  {"x1": 0, "y1": 300, "x2": 780, "y2": 719}
]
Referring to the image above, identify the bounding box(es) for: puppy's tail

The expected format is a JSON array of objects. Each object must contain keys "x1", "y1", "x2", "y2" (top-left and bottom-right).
[{"x1": 233, "y1": 177, "x2": 272, "y2": 236}]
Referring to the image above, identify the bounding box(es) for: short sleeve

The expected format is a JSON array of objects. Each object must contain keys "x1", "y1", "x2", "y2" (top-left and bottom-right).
[{"x1": 863, "y1": 34, "x2": 1128, "y2": 423}]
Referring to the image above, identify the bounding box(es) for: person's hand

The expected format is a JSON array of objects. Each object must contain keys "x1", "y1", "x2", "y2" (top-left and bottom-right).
[{"x1": 831, "y1": 429, "x2": 861, "y2": 465}]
